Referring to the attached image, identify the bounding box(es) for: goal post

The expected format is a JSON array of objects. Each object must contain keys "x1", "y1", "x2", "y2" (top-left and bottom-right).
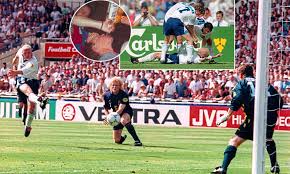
[{"x1": 252, "y1": 0, "x2": 272, "y2": 173}]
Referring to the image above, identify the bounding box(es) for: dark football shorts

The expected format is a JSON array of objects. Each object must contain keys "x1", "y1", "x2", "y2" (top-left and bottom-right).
[{"x1": 235, "y1": 114, "x2": 277, "y2": 140}]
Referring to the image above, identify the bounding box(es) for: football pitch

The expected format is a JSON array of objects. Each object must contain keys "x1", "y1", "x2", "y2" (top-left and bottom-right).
[
  {"x1": 0, "y1": 119, "x2": 289, "y2": 174},
  {"x1": 120, "y1": 61, "x2": 234, "y2": 70}
]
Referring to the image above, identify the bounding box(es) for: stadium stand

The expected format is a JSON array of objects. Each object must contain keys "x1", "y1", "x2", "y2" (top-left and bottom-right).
[{"x1": 0, "y1": 0, "x2": 289, "y2": 104}]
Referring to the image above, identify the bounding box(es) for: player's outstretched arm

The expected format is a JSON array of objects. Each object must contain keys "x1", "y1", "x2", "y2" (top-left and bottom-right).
[
  {"x1": 72, "y1": 16, "x2": 115, "y2": 33},
  {"x1": 217, "y1": 108, "x2": 233, "y2": 126},
  {"x1": 209, "y1": 53, "x2": 223, "y2": 60}
]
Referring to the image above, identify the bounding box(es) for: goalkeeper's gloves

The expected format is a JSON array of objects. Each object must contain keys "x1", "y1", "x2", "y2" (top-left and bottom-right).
[
  {"x1": 103, "y1": 116, "x2": 109, "y2": 125},
  {"x1": 217, "y1": 114, "x2": 230, "y2": 126}
]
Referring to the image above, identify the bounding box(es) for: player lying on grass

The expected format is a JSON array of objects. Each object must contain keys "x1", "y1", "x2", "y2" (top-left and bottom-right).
[
  {"x1": 103, "y1": 77, "x2": 142, "y2": 146},
  {"x1": 131, "y1": 47, "x2": 222, "y2": 64}
]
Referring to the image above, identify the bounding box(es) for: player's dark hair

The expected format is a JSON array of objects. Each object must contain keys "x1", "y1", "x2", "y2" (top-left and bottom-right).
[
  {"x1": 194, "y1": 3, "x2": 205, "y2": 15},
  {"x1": 216, "y1": 10, "x2": 224, "y2": 17},
  {"x1": 239, "y1": 65, "x2": 254, "y2": 77},
  {"x1": 203, "y1": 22, "x2": 213, "y2": 32}
]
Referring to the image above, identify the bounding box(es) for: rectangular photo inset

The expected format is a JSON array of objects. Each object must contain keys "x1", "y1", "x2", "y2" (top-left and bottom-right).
[{"x1": 120, "y1": 0, "x2": 234, "y2": 70}]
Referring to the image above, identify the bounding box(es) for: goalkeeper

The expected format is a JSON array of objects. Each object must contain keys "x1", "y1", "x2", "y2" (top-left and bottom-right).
[
  {"x1": 103, "y1": 77, "x2": 142, "y2": 146},
  {"x1": 211, "y1": 65, "x2": 282, "y2": 174}
]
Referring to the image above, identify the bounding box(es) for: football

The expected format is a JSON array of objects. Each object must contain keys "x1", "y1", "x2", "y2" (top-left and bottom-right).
[{"x1": 107, "y1": 112, "x2": 121, "y2": 126}]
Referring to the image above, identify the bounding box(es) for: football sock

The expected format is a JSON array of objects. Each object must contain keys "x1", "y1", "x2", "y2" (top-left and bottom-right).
[
  {"x1": 19, "y1": 107, "x2": 22, "y2": 118},
  {"x1": 177, "y1": 44, "x2": 182, "y2": 53},
  {"x1": 221, "y1": 145, "x2": 237, "y2": 171},
  {"x1": 113, "y1": 123, "x2": 124, "y2": 130},
  {"x1": 125, "y1": 122, "x2": 140, "y2": 142},
  {"x1": 26, "y1": 113, "x2": 34, "y2": 127},
  {"x1": 266, "y1": 140, "x2": 278, "y2": 167},
  {"x1": 28, "y1": 93, "x2": 40, "y2": 104},
  {"x1": 186, "y1": 44, "x2": 194, "y2": 60},
  {"x1": 161, "y1": 44, "x2": 169, "y2": 62},
  {"x1": 120, "y1": 135, "x2": 126, "y2": 142},
  {"x1": 138, "y1": 53, "x2": 155, "y2": 62},
  {"x1": 23, "y1": 105, "x2": 27, "y2": 121}
]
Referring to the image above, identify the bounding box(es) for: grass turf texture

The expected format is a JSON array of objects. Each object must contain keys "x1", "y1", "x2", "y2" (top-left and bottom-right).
[
  {"x1": 120, "y1": 60, "x2": 234, "y2": 70},
  {"x1": 0, "y1": 119, "x2": 289, "y2": 174}
]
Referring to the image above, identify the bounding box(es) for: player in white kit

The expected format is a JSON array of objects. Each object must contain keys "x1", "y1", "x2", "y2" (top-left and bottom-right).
[
  {"x1": 161, "y1": 2, "x2": 199, "y2": 64},
  {"x1": 131, "y1": 43, "x2": 222, "y2": 64},
  {"x1": 186, "y1": 22, "x2": 214, "y2": 56},
  {"x1": 9, "y1": 44, "x2": 48, "y2": 137}
]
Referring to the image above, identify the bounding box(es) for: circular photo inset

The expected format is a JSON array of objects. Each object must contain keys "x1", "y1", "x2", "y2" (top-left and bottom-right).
[{"x1": 70, "y1": 0, "x2": 131, "y2": 61}]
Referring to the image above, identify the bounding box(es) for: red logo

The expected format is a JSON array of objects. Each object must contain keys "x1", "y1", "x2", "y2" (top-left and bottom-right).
[
  {"x1": 44, "y1": 42, "x2": 79, "y2": 59},
  {"x1": 62, "y1": 104, "x2": 76, "y2": 121}
]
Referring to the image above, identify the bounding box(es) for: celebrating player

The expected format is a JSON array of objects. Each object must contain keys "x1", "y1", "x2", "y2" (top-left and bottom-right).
[
  {"x1": 161, "y1": 2, "x2": 199, "y2": 63},
  {"x1": 131, "y1": 46, "x2": 222, "y2": 64},
  {"x1": 211, "y1": 65, "x2": 282, "y2": 174},
  {"x1": 8, "y1": 44, "x2": 48, "y2": 137},
  {"x1": 103, "y1": 77, "x2": 142, "y2": 146}
]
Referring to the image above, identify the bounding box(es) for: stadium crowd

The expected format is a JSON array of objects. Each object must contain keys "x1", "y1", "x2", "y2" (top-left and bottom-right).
[
  {"x1": 0, "y1": 0, "x2": 73, "y2": 52},
  {"x1": 120, "y1": 0, "x2": 234, "y2": 26},
  {"x1": 0, "y1": 0, "x2": 289, "y2": 104},
  {"x1": 0, "y1": 53, "x2": 289, "y2": 104}
]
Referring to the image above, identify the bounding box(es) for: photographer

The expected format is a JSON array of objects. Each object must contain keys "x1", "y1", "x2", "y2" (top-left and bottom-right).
[{"x1": 133, "y1": 3, "x2": 158, "y2": 26}]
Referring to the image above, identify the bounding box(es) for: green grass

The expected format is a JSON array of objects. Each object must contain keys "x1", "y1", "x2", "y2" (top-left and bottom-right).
[
  {"x1": 120, "y1": 61, "x2": 234, "y2": 70},
  {"x1": 0, "y1": 119, "x2": 289, "y2": 174}
]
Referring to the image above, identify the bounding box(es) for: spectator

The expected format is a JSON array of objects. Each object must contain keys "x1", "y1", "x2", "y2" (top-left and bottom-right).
[
  {"x1": 145, "y1": 78, "x2": 155, "y2": 96},
  {"x1": 129, "y1": 75, "x2": 144, "y2": 96},
  {"x1": 212, "y1": 11, "x2": 229, "y2": 27},
  {"x1": 48, "y1": 84, "x2": 58, "y2": 94},
  {"x1": 175, "y1": 76, "x2": 187, "y2": 98},
  {"x1": 86, "y1": 73, "x2": 98, "y2": 93},
  {"x1": 8, "y1": 74, "x2": 16, "y2": 92},
  {"x1": 39, "y1": 74, "x2": 53, "y2": 93},
  {"x1": 163, "y1": 77, "x2": 176, "y2": 99},
  {"x1": 137, "y1": 84, "x2": 147, "y2": 97},
  {"x1": 96, "y1": 77, "x2": 108, "y2": 97},
  {"x1": 31, "y1": 40, "x2": 39, "y2": 51},
  {"x1": 81, "y1": 84, "x2": 91, "y2": 96},
  {"x1": 133, "y1": 2, "x2": 158, "y2": 26},
  {"x1": 71, "y1": 84, "x2": 81, "y2": 94},
  {"x1": 0, "y1": 62, "x2": 8, "y2": 77}
]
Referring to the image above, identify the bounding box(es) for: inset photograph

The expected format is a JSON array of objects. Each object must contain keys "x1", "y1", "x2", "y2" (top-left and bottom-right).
[
  {"x1": 119, "y1": 1, "x2": 234, "y2": 69},
  {"x1": 70, "y1": 0, "x2": 131, "y2": 61}
]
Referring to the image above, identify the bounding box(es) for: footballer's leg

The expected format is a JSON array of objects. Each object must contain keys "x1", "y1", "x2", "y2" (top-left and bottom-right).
[
  {"x1": 24, "y1": 101, "x2": 35, "y2": 137},
  {"x1": 131, "y1": 53, "x2": 161, "y2": 64},
  {"x1": 160, "y1": 36, "x2": 171, "y2": 63},
  {"x1": 121, "y1": 113, "x2": 142, "y2": 146},
  {"x1": 19, "y1": 83, "x2": 48, "y2": 110},
  {"x1": 113, "y1": 121, "x2": 127, "y2": 144},
  {"x1": 19, "y1": 102, "x2": 28, "y2": 126},
  {"x1": 266, "y1": 139, "x2": 280, "y2": 174},
  {"x1": 182, "y1": 34, "x2": 194, "y2": 59},
  {"x1": 212, "y1": 136, "x2": 246, "y2": 174},
  {"x1": 266, "y1": 122, "x2": 280, "y2": 174},
  {"x1": 23, "y1": 103, "x2": 27, "y2": 125},
  {"x1": 113, "y1": 128, "x2": 127, "y2": 144}
]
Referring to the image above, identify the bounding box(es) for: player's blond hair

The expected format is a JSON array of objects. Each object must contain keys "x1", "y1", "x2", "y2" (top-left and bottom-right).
[
  {"x1": 109, "y1": 77, "x2": 124, "y2": 91},
  {"x1": 198, "y1": 48, "x2": 210, "y2": 57},
  {"x1": 22, "y1": 44, "x2": 32, "y2": 50}
]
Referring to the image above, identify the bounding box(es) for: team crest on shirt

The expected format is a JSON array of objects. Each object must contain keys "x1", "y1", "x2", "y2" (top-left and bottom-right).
[
  {"x1": 214, "y1": 38, "x2": 227, "y2": 53},
  {"x1": 122, "y1": 98, "x2": 128, "y2": 102}
]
